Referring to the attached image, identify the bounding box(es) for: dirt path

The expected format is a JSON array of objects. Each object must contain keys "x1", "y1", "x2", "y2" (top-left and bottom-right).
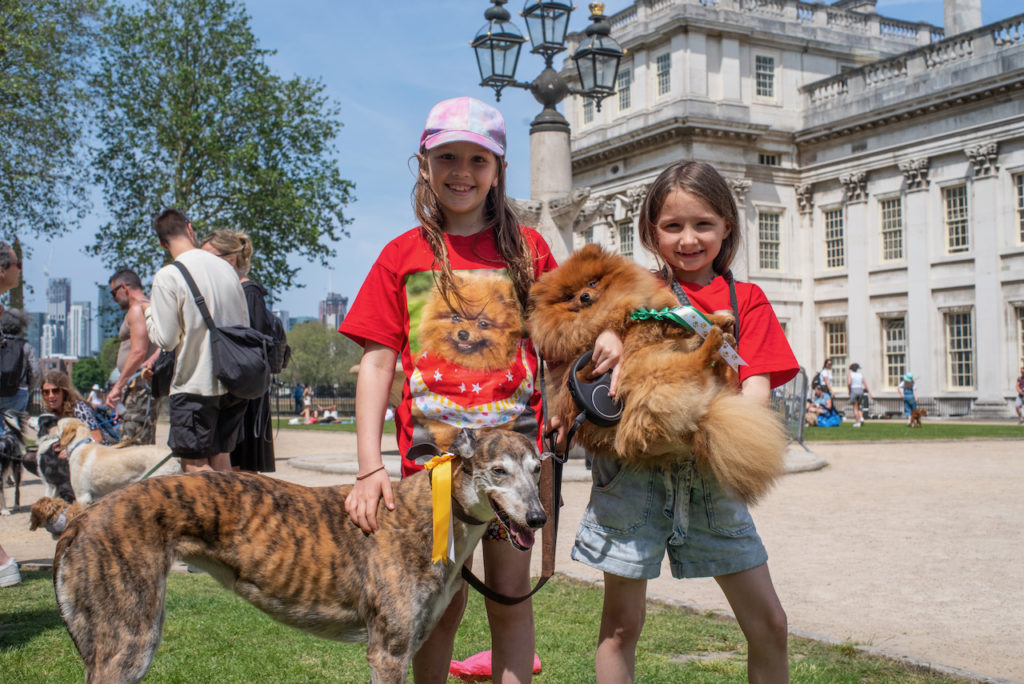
[{"x1": 3, "y1": 428, "x2": 1021, "y2": 682}]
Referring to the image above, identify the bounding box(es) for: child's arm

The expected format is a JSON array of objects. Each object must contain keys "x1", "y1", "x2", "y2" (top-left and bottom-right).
[
  {"x1": 592, "y1": 328, "x2": 624, "y2": 396},
  {"x1": 741, "y1": 373, "x2": 771, "y2": 405},
  {"x1": 345, "y1": 342, "x2": 398, "y2": 534}
]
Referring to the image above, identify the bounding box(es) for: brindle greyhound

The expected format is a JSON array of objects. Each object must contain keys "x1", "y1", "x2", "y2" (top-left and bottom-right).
[{"x1": 54, "y1": 429, "x2": 546, "y2": 683}]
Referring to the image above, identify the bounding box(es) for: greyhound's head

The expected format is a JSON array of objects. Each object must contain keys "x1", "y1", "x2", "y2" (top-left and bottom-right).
[{"x1": 450, "y1": 429, "x2": 547, "y2": 551}]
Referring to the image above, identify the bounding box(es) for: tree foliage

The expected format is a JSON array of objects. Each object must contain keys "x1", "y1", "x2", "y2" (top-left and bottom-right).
[
  {"x1": 89, "y1": 0, "x2": 354, "y2": 296},
  {"x1": 279, "y1": 321, "x2": 361, "y2": 393},
  {"x1": 0, "y1": 0, "x2": 98, "y2": 240},
  {"x1": 71, "y1": 356, "x2": 108, "y2": 393}
]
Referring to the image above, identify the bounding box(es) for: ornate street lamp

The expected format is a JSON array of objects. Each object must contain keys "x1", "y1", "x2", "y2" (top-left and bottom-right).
[
  {"x1": 471, "y1": 0, "x2": 624, "y2": 115},
  {"x1": 469, "y1": 0, "x2": 625, "y2": 261}
]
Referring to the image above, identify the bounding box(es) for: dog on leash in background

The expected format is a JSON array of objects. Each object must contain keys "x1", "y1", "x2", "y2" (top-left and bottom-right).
[
  {"x1": 55, "y1": 417, "x2": 181, "y2": 505},
  {"x1": 54, "y1": 429, "x2": 546, "y2": 683},
  {"x1": 0, "y1": 412, "x2": 26, "y2": 514},
  {"x1": 908, "y1": 407, "x2": 928, "y2": 427}
]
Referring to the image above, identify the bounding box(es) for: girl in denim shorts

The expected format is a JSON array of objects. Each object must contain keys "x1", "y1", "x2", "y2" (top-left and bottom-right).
[{"x1": 570, "y1": 161, "x2": 799, "y2": 682}]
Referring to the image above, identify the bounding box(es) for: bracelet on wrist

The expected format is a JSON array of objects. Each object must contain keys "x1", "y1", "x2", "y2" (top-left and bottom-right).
[{"x1": 355, "y1": 464, "x2": 387, "y2": 481}]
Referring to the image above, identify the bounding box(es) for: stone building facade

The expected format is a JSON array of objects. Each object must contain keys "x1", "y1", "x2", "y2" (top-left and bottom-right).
[{"x1": 561, "y1": 0, "x2": 1024, "y2": 417}]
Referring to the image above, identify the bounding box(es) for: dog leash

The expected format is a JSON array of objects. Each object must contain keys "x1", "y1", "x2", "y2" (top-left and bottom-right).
[
  {"x1": 140, "y1": 452, "x2": 176, "y2": 481},
  {"x1": 458, "y1": 356, "x2": 563, "y2": 606}
]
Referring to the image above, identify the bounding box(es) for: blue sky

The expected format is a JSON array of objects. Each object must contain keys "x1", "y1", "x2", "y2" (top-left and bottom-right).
[{"x1": 17, "y1": 0, "x2": 1018, "y2": 329}]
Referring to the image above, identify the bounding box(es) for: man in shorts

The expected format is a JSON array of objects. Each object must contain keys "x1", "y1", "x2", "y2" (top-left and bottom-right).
[
  {"x1": 145, "y1": 209, "x2": 250, "y2": 472},
  {"x1": 106, "y1": 269, "x2": 162, "y2": 444}
]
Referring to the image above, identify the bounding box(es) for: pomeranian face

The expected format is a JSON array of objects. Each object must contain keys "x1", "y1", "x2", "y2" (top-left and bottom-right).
[
  {"x1": 418, "y1": 272, "x2": 524, "y2": 371},
  {"x1": 529, "y1": 244, "x2": 675, "y2": 363}
]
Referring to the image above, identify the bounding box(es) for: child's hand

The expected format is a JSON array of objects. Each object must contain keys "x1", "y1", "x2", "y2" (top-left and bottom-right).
[
  {"x1": 345, "y1": 468, "x2": 394, "y2": 534},
  {"x1": 592, "y1": 329, "x2": 623, "y2": 396}
]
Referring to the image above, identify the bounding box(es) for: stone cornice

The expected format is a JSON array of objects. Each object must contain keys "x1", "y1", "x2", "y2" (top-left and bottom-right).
[{"x1": 572, "y1": 118, "x2": 770, "y2": 174}]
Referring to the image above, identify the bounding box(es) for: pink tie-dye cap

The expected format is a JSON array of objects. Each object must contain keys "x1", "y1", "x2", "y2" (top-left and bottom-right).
[{"x1": 420, "y1": 97, "x2": 506, "y2": 157}]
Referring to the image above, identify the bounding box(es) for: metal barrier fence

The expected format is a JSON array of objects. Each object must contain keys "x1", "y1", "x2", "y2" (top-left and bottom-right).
[{"x1": 770, "y1": 367, "x2": 808, "y2": 449}]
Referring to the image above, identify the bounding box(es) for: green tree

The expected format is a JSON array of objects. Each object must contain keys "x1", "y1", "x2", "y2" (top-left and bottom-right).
[
  {"x1": 280, "y1": 322, "x2": 361, "y2": 393},
  {"x1": 71, "y1": 357, "x2": 108, "y2": 393},
  {"x1": 98, "y1": 337, "x2": 120, "y2": 378},
  {"x1": 0, "y1": 0, "x2": 100, "y2": 307},
  {"x1": 88, "y1": 0, "x2": 353, "y2": 296}
]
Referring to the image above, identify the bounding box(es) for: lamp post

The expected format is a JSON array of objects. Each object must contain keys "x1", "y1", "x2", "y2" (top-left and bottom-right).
[{"x1": 471, "y1": 0, "x2": 624, "y2": 261}]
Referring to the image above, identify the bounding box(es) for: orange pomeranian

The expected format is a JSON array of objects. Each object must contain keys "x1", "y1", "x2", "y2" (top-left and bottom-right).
[
  {"x1": 410, "y1": 272, "x2": 532, "y2": 452},
  {"x1": 528, "y1": 244, "x2": 786, "y2": 504}
]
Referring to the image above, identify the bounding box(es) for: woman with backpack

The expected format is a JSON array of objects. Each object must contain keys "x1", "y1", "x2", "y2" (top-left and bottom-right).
[
  {"x1": 812, "y1": 358, "x2": 834, "y2": 396},
  {"x1": 201, "y1": 229, "x2": 275, "y2": 473}
]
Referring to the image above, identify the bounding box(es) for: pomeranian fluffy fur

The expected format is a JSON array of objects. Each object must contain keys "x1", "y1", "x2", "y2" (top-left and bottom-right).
[
  {"x1": 412, "y1": 272, "x2": 527, "y2": 451},
  {"x1": 528, "y1": 244, "x2": 787, "y2": 503}
]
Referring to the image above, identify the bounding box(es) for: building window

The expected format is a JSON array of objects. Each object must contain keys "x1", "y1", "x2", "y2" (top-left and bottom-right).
[
  {"x1": 755, "y1": 55, "x2": 775, "y2": 98},
  {"x1": 1017, "y1": 307, "x2": 1024, "y2": 372},
  {"x1": 618, "y1": 221, "x2": 634, "y2": 258},
  {"x1": 581, "y1": 227, "x2": 593, "y2": 244},
  {"x1": 1015, "y1": 173, "x2": 1024, "y2": 244},
  {"x1": 656, "y1": 53, "x2": 671, "y2": 96},
  {"x1": 825, "y1": 320, "x2": 848, "y2": 387},
  {"x1": 758, "y1": 212, "x2": 781, "y2": 271},
  {"x1": 582, "y1": 98, "x2": 594, "y2": 124},
  {"x1": 882, "y1": 317, "x2": 907, "y2": 389},
  {"x1": 944, "y1": 311, "x2": 974, "y2": 388},
  {"x1": 943, "y1": 185, "x2": 969, "y2": 254},
  {"x1": 824, "y1": 208, "x2": 845, "y2": 268},
  {"x1": 618, "y1": 67, "x2": 632, "y2": 110},
  {"x1": 880, "y1": 197, "x2": 903, "y2": 262},
  {"x1": 758, "y1": 153, "x2": 779, "y2": 166}
]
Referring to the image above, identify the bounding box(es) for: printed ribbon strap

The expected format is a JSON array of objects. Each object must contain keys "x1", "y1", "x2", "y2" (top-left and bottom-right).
[
  {"x1": 424, "y1": 452, "x2": 457, "y2": 565},
  {"x1": 631, "y1": 306, "x2": 747, "y2": 371}
]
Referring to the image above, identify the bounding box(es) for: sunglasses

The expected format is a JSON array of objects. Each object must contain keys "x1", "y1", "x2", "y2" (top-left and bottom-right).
[
  {"x1": 110, "y1": 283, "x2": 126, "y2": 297},
  {"x1": 41, "y1": 388, "x2": 63, "y2": 396}
]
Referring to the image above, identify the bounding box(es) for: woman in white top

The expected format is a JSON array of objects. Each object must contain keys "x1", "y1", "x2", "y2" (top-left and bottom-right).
[{"x1": 847, "y1": 362, "x2": 873, "y2": 427}]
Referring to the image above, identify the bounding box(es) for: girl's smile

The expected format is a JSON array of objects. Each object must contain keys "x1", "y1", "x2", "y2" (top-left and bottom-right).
[
  {"x1": 421, "y1": 141, "x2": 501, "y2": 235},
  {"x1": 655, "y1": 189, "x2": 731, "y2": 285}
]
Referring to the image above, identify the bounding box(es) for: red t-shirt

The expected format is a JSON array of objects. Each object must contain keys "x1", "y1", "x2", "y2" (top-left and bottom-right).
[
  {"x1": 339, "y1": 226, "x2": 558, "y2": 475},
  {"x1": 674, "y1": 276, "x2": 798, "y2": 389}
]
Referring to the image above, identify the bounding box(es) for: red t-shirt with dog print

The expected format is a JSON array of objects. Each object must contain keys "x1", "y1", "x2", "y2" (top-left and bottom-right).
[
  {"x1": 674, "y1": 276, "x2": 798, "y2": 389},
  {"x1": 340, "y1": 226, "x2": 557, "y2": 476}
]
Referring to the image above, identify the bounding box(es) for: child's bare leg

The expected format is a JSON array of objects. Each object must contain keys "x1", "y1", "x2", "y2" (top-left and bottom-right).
[
  {"x1": 715, "y1": 563, "x2": 789, "y2": 684},
  {"x1": 413, "y1": 578, "x2": 469, "y2": 683},
  {"x1": 596, "y1": 573, "x2": 647, "y2": 683},
  {"x1": 482, "y1": 539, "x2": 535, "y2": 683}
]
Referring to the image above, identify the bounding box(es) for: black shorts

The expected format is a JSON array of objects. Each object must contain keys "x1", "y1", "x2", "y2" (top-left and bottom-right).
[{"x1": 168, "y1": 393, "x2": 247, "y2": 459}]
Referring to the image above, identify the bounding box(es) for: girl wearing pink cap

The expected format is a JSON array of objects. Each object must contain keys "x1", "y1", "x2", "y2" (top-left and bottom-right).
[{"x1": 341, "y1": 97, "x2": 618, "y2": 682}]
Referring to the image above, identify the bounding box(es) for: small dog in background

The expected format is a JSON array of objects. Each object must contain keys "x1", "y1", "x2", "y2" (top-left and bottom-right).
[
  {"x1": 908, "y1": 407, "x2": 928, "y2": 427},
  {"x1": 30, "y1": 496, "x2": 85, "y2": 539},
  {"x1": 0, "y1": 412, "x2": 27, "y2": 515}
]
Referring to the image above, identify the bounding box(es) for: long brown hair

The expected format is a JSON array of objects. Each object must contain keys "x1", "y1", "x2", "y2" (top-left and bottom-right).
[
  {"x1": 41, "y1": 370, "x2": 84, "y2": 418},
  {"x1": 412, "y1": 153, "x2": 536, "y2": 313},
  {"x1": 637, "y1": 160, "x2": 741, "y2": 277}
]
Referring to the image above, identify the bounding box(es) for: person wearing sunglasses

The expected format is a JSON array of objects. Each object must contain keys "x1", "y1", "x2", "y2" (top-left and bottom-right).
[
  {"x1": 0, "y1": 242, "x2": 22, "y2": 316},
  {"x1": 40, "y1": 370, "x2": 110, "y2": 446}
]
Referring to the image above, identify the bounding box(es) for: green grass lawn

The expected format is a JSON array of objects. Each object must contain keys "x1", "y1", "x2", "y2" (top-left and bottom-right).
[
  {"x1": 803, "y1": 419, "x2": 1024, "y2": 441},
  {"x1": 1, "y1": 570, "x2": 960, "y2": 683},
  {"x1": 271, "y1": 417, "x2": 395, "y2": 434}
]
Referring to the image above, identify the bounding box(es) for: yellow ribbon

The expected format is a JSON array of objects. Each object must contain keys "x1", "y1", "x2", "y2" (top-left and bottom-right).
[{"x1": 424, "y1": 452, "x2": 457, "y2": 564}]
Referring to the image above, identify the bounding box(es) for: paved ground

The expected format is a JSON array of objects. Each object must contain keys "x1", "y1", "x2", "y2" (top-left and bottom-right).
[{"x1": 2, "y1": 425, "x2": 1022, "y2": 682}]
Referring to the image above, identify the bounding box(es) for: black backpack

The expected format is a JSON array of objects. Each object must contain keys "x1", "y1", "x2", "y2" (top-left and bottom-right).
[
  {"x1": 811, "y1": 371, "x2": 823, "y2": 391},
  {"x1": 0, "y1": 334, "x2": 26, "y2": 397},
  {"x1": 267, "y1": 313, "x2": 291, "y2": 374}
]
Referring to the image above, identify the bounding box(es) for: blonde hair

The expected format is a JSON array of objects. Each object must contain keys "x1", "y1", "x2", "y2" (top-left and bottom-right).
[
  {"x1": 412, "y1": 151, "x2": 537, "y2": 313},
  {"x1": 201, "y1": 229, "x2": 253, "y2": 276}
]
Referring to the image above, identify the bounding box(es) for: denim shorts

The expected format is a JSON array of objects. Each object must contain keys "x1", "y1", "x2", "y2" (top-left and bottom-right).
[{"x1": 572, "y1": 454, "x2": 767, "y2": 580}]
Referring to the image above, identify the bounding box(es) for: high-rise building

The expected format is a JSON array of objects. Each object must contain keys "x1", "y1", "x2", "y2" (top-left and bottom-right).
[
  {"x1": 43, "y1": 277, "x2": 71, "y2": 357},
  {"x1": 26, "y1": 311, "x2": 45, "y2": 358},
  {"x1": 68, "y1": 301, "x2": 92, "y2": 358},
  {"x1": 319, "y1": 293, "x2": 348, "y2": 330},
  {"x1": 96, "y1": 283, "x2": 122, "y2": 345}
]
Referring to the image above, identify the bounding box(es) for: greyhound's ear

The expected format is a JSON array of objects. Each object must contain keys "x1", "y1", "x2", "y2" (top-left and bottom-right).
[{"x1": 450, "y1": 429, "x2": 478, "y2": 460}]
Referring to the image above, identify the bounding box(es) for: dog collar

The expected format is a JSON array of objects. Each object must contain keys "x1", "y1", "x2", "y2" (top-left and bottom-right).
[
  {"x1": 67, "y1": 437, "x2": 94, "y2": 457},
  {"x1": 631, "y1": 305, "x2": 747, "y2": 370}
]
